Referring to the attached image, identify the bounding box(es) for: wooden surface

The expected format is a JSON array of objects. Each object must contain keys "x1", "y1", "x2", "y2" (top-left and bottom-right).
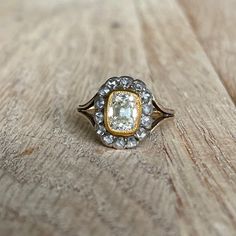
[
  {"x1": 178, "y1": 0, "x2": 236, "y2": 103},
  {"x1": 0, "y1": 0, "x2": 236, "y2": 236}
]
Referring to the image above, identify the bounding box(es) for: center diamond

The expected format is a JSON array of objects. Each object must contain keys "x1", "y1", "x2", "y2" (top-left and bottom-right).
[{"x1": 105, "y1": 91, "x2": 141, "y2": 136}]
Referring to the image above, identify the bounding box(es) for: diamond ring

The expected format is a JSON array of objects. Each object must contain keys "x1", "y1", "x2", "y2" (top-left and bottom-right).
[{"x1": 77, "y1": 76, "x2": 174, "y2": 149}]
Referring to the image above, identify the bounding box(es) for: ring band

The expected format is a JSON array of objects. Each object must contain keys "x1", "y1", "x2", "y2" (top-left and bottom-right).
[{"x1": 78, "y1": 76, "x2": 174, "y2": 149}]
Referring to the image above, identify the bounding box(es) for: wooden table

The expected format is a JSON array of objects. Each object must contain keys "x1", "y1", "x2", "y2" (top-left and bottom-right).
[{"x1": 0, "y1": 0, "x2": 236, "y2": 235}]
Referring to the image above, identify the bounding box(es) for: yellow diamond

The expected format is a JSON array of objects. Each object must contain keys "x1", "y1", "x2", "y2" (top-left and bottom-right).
[{"x1": 105, "y1": 91, "x2": 142, "y2": 136}]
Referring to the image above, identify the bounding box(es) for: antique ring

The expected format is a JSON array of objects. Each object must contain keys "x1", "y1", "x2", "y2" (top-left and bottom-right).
[{"x1": 78, "y1": 76, "x2": 174, "y2": 149}]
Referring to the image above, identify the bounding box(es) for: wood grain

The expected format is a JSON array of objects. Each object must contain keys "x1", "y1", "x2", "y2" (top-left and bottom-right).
[
  {"x1": 178, "y1": 0, "x2": 236, "y2": 103},
  {"x1": 0, "y1": 0, "x2": 236, "y2": 236}
]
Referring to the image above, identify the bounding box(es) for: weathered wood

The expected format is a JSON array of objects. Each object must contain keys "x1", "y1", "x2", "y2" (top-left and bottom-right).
[
  {"x1": 0, "y1": 0, "x2": 236, "y2": 236},
  {"x1": 178, "y1": 0, "x2": 236, "y2": 103}
]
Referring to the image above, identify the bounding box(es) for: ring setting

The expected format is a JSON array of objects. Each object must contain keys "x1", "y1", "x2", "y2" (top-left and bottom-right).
[{"x1": 78, "y1": 76, "x2": 174, "y2": 149}]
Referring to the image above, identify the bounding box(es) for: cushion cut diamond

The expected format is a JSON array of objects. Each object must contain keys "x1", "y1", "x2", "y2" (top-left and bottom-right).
[{"x1": 105, "y1": 91, "x2": 141, "y2": 136}]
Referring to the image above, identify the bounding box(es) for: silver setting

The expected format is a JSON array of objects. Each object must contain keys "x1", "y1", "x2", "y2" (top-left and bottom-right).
[
  {"x1": 126, "y1": 137, "x2": 138, "y2": 149},
  {"x1": 102, "y1": 133, "x2": 114, "y2": 147},
  {"x1": 77, "y1": 76, "x2": 174, "y2": 149},
  {"x1": 135, "y1": 127, "x2": 149, "y2": 141},
  {"x1": 94, "y1": 111, "x2": 103, "y2": 124},
  {"x1": 141, "y1": 115, "x2": 153, "y2": 129},
  {"x1": 113, "y1": 137, "x2": 126, "y2": 149}
]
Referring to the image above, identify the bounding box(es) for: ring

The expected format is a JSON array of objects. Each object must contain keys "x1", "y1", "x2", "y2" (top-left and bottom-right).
[{"x1": 78, "y1": 76, "x2": 174, "y2": 149}]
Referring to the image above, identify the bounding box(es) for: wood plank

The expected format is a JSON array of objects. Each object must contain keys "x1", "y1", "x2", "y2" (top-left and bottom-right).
[
  {"x1": 135, "y1": 1, "x2": 236, "y2": 235},
  {"x1": 0, "y1": 0, "x2": 236, "y2": 236},
  {"x1": 178, "y1": 0, "x2": 236, "y2": 103}
]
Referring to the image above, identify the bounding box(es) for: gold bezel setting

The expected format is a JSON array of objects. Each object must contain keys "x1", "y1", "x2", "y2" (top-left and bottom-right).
[{"x1": 104, "y1": 90, "x2": 142, "y2": 137}]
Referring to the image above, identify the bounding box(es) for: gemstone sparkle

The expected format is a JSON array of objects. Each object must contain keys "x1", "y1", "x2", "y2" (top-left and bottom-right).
[{"x1": 105, "y1": 91, "x2": 142, "y2": 136}]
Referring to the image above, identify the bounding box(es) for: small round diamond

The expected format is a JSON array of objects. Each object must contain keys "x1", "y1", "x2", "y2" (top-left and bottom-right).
[
  {"x1": 113, "y1": 137, "x2": 126, "y2": 149},
  {"x1": 99, "y1": 85, "x2": 110, "y2": 96},
  {"x1": 142, "y1": 103, "x2": 153, "y2": 115},
  {"x1": 135, "y1": 128, "x2": 149, "y2": 141},
  {"x1": 141, "y1": 115, "x2": 153, "y2": 129},
  {"x1": 106, "y1": 77, "x2": 120, "y2": 89},
  {"x1": 95, "y1": 111, "x2": 104, "y2": 124},
  {"x1": 132, "y1": 79, "x2": 146, "y2": 92},
  {"x1": 120, "y1": 76, "x2": 133, "y2": 89},
  {"x1": 126, "y1": 137, "x2": 138, "y2": 148},
  {"x1": 95, "y1": 96, "x2": 105, "y2": 110},
  {"x1": 96, "y1": 125, "x2": 106, "y2": 136},
  {"x1": 141, "y1": 90, "x2": 152, "y2": 103},
  {"x1": 102, "y1": 134, "x2": 114, "y2": 146}
]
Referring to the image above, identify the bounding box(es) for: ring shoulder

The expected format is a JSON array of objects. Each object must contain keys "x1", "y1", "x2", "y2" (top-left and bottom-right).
[
  {"x1": 77, "y1": 94, "x2": 97, "y2": 127},
  {"x1": 151, "y1": 99, "x2": 175, "y2": 131},
  {"x1": 77, "y1": 94, "x2": 97, "y2": 112}
]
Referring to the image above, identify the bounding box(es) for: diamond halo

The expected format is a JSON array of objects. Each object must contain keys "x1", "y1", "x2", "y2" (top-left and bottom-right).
[
  {"x1": 78, "y1": 76, "x2": 174, "y2": 149},
  {"x1": 94, "y1": 76, "x2": 154, "y2": 149}
]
